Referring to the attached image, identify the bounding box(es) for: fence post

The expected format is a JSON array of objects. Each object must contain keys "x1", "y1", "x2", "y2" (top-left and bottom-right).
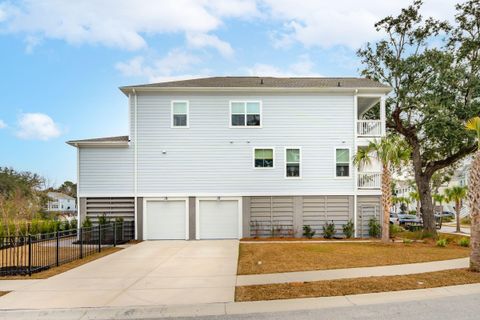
[
  {"x1": 98, "y1": 225, "x2": 101, "y2": 253},
  {"x1": 79, "y1": 227, "x2": 83, "y2": 259},
  {"x1": 28, "y1": 235, "x2": 32, "y2": 276},
  {"x1": 56, "y1": 230, "x2": 60, "y2": 267},
  {"x1": 113, "y1": 222, "x2": 117, "y2": 247}
]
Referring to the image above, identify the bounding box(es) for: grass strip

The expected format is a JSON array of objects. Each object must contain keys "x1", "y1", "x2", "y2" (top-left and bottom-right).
[{"x1": 235, "y1": 268, "x2": 480, "y2": 302}]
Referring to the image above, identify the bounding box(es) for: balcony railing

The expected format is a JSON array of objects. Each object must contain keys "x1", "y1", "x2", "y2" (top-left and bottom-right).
[
  {"x1": 358, "y1": 172, "x2": 382, "y2": 189},
  {"x1": 357, "y1": 120, "x2": 382, "y2": 137}
]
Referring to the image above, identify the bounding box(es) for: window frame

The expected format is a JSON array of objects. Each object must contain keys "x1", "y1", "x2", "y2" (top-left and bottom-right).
[
  {"x1": 252, "y1": 147, "x2": 275, "y2": 169},
  {"x1": 334, "y1": 147, "x2": 351, "y2": 178},
  {"x1": 229, "y1": 100, "x2": 262, "y2": 128},
  {"x1": 284, "y1": 147, "x2": 302, "y2": 179},
  {"x1": 171, "y1": 100, "x2": 190, "y2": 128}
]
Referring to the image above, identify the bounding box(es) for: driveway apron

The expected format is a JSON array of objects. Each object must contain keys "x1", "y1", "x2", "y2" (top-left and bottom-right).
[{"x1": 0, "y1": 240, "x2": 239, "y2": 309}]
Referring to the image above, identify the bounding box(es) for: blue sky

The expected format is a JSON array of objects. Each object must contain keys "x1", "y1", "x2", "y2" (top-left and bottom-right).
[{"x1": 0, "y1": 0, "x2": 456, "y2": 186}]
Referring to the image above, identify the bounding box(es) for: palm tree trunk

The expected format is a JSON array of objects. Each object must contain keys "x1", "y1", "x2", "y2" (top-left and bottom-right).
[
  {"x1": 470, "y1": 151, "x2": 480, "y2": 272},
  {"x1": 456, "y1": 200, "x2": 461, "y2": 233},
  {"x1": 381, "y1": 164, "x2": 392, "y2": 243}
]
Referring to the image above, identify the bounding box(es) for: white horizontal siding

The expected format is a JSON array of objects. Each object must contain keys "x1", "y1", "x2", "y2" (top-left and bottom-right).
[
  {"x1": 79, "y1": 147, "x2": 134, "y2": 195},
  {"x1": 136, "y1": 92, "x2": 355, "y2": 194}
]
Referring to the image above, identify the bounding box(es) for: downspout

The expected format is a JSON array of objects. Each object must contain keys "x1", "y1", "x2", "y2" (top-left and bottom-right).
[
  {"x1": 133, "y1": 89, "x2": 138, "y2": 239},
  {"x1": 353, "y1": 89, "x2": 358, "y2": 237},
  {"x1": 76, "y1": 147, "x2": 80, "y2": 230}
]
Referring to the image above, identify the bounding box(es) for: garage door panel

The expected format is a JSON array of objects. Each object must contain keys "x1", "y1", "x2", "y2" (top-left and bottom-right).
[
  {"x1": 146, "y1": 200, "x2": 186, "y2": 240},
  {"x1": 199, "y1": 200, "x2": 239, "y2": 239}
]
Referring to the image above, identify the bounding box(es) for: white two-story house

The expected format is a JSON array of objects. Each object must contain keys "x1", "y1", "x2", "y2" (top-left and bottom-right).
[
  {"x1": 46, "y1": 192, "x2": 77, "y2": 212},
  {"x1": 67, "y1": 77, "x2": 389, "y2": 240}
]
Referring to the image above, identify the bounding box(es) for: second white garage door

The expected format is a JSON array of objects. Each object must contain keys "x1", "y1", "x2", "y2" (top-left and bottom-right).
[
  {"x1": 145, "y1": 199, "x2": 188, "y2": 240},
  {"x1": 197, "y1": 198, "x2": 241, "y2": 239}
]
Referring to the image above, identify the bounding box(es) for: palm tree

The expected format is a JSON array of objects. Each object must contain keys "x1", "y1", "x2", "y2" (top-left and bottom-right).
[
  {"x1": 444, "y1": 186, "x2": 468, "y2": 233},
  {"x1": 409, "y1": 191, "x2": 420, "y2": 216},
  {"x1": 466, "y1": 117, "x2": 480, "y2": 272},
  {"x1": 354, "y1": 136, "x2": 411, "y2": 243},
  {"x1": 432, "y1": 193, "x2": 445, "y2": 211}
]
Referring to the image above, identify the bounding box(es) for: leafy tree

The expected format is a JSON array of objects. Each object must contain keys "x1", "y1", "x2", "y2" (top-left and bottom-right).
[
  {"x1": 444, "y1": 186, "x2": 468, "y2": 233},
  {"x1": 466, "y1": 117, "x2": 480, "y2": 271},
  {"x1": 358, "y1": 0, "x2": 480, "y2": 233},
  {"x1": 56, "y1": 180, "x2": 77, "y2": 198},
  {"x1": 354, "y1": 136, "x2": 411, "y2": 242},
  {"x1": 0, "y1": 167, "x2": 47, "y2": 236}
]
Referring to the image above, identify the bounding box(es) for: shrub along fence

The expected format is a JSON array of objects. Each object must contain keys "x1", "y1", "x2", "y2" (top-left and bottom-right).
[{"x1": 0, "y1": 221, "x2": 134, "y2": 276}]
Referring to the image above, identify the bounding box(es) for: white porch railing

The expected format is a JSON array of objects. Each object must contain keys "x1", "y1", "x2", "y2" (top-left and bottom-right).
[
  {"x1": 358, "y1": 172, "x2": 382, "y2": 189},
  {"x1": 357, "y1": 120, "x2": 382, "y2": 137}
]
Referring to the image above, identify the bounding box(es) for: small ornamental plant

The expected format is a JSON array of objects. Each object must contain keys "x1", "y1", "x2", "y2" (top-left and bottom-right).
[
  {"x1": 302, "y1": 225, "x2": 316, "y2": 239},
  {"x1": 323, "y1": 221, "x2": 336, "y2": 239}
]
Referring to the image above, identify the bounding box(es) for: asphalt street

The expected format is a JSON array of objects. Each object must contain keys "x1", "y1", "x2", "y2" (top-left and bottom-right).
[{"x1": 158, "y1": 293, "x2": 480, "y2": 320}]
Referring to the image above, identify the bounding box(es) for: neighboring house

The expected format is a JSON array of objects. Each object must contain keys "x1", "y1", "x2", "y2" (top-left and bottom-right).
[
  {"x1": 438, "y1": 158, "x2": 472, "y2": 217},
  {"x1": 393, "y1": 179, "x2": 417, "y2": 213},
  {"x1": 67, "y1": 76, "x2": 390, "y2": 240},
  {"x1": 46, "y1": 192, "x2": 77, "y2": 212}
]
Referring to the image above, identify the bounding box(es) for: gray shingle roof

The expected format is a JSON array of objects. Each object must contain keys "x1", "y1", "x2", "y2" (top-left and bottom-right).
[
  {"x1": 66, "y1": 136, "x2": 129, "y2": 146},
  {"x1": 120, "y1": 76, "x2": 389, "y2": 89}
]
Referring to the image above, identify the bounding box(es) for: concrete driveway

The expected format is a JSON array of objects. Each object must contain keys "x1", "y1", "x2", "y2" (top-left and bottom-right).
[{"x1": 0, "y1": 240, "x2": 239, "y2": 309}]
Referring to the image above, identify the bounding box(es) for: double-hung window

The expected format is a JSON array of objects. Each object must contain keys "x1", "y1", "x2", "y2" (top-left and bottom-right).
[
  {"x1": 231, "y1": 101, "x2": 261, "y2": 127},
  {"x1": 254, "y1": 148, "x2": 274, "y2": 168},
  {"x1": 336, "y1": 148, "x2": 350, "y2": 177},
  {"x1": 171, "y1": 101, "x2": 189, "y2": 127},
  {"x1": 285, "y1": 148, "x2": 301, "y2": 178}
]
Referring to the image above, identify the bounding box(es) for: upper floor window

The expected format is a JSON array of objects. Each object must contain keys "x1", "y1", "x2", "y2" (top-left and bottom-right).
[
  {"x1": 254, "y1": 148, "x2": 274, "y2": 168},
  {"x1": 336, "y1": 148, "x2": 350, "y2": 177},
  {"x1": 171, "y1": 101, "x2": 189, "y2": 128},
  {"x1": 231, "y1": 101, "x2": 261, "y2": 127},
  {"x1": 285, "y1": 148, "x2": 301, "y2": 178}
]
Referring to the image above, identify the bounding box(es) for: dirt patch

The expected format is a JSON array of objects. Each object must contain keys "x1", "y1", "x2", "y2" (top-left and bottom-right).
[
  {"x1": 235, "y1": 269, "x2": 480, "y2": 302},
  {"x1": 238, "y1": 242, "x2": 469, "y2": 275},
  {"x1": 1, "y1": 247, "x2": 122, "y2": 280}
]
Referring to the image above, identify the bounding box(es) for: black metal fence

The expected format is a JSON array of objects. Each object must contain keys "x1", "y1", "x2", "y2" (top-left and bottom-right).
[{"x1": 0, "y1": 221, "x2": 134, "y2": 276}]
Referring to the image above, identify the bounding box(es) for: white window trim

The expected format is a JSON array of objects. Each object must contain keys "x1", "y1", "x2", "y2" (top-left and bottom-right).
[
  {"x1": 284, "y1": 147, "x2": 302, "y2": 179},
  {"x1": 252, "y1": 147, "x2": 275, "y2": 169},
  {"x1": 229, "y1": 100, "x2": 263, "y2": 128},
  {"x1": 171, "y1": 100, "x2": 189, "y2": 128},
  {"x1": 334, "y1": 147, "x2": 352, "y2": 179}
]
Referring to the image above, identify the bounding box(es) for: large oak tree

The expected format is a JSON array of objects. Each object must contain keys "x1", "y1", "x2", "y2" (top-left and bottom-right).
[{"x1": 358, "y1": 0, "x2": 480, "y2": 232}]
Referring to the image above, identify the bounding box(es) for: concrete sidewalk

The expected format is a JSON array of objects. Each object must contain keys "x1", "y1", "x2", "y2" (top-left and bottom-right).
[
  {"x1": 236, "y1": 258, "x2": 469, "y2": 286},
  {"x1": 1, "y1": 283, "x2": 480, "y2": 320}
]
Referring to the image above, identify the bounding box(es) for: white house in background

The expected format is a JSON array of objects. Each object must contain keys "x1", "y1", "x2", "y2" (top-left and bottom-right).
[
  {"x1": 394, "y1": 157, "x2": 472, "y2": 216},
  {"x1": 46, "y1": 192, "x2": 77, "y2": 212},
  {"x1": 67, "y1": 76, "x2": 390, "y2": 240}
]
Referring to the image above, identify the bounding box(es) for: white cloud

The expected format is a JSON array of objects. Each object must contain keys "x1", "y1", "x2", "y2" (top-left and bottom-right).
[
  {"x1": 186, "y1": 33, "x2": 234, "y2": 57},
  {"x1": 0, "y1": 119, "x2": 6, "y2": 129},
  {"x1": 263, "y1": 0, "x2": 457, "y2": 49},
  {"x1": 0, "y1": 0, "x2": 257, "y2": 52},
  {"x1": 116, "y1": 49, "x2": 207, "y2": 83},
  {"x1": 245, "y1": 54, "x2": 321, "y2": 76},
  {"x1": 16, "y1": 113, "x2": 61, "y2": 141}
]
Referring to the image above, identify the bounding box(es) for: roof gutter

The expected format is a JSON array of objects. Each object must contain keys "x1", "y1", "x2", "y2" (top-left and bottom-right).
[
  {"x1": 119, "y1": 86, "x2": 392, "y2": 96},
  {"x1": 66, "y1": 141, "x2": 130, "y2": 148}
]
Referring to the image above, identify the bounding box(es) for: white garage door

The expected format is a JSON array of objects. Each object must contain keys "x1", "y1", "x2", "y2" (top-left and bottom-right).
[
  {"x1": 198, "y1": 198, "x2": 240, "y2": 239},
  {"x1": 145, "y1": 199, "x2": 187, "y2": 240}
]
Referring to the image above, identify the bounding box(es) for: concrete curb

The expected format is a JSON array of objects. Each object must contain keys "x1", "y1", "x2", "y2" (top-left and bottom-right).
[
  {"x1": 1, "y1": 283, "x2": 480, "y2": 320},
  {"x1": 236, "y1": 258, "x2": 469, "y2": 286}
]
